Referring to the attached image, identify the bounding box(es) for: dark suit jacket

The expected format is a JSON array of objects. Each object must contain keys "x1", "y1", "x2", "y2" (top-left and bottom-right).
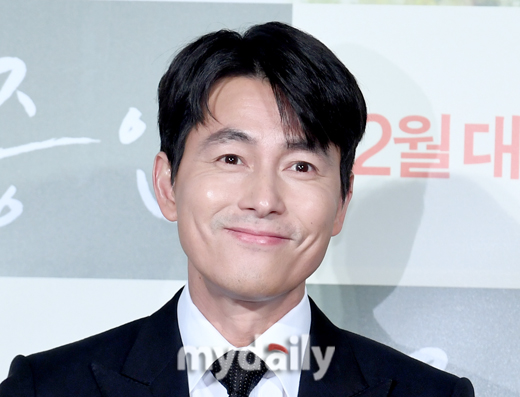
[{"x1": 0, "y1": 289, "x2": 474, "y2": 397}]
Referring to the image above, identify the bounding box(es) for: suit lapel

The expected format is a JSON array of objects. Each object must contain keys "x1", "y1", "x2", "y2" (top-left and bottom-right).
[
  {"x1": 91, "y1": 362, "x2": 154, "y2": 397},
  {"x1": 92, "y1": 288, "x2": 189, "y2": 397},
  {"x1": 298, "y1": 299, "x2": 392, "y2": 397},
  {"x1": 91, "y1": 289, "x2": 392, "y2": 397}
]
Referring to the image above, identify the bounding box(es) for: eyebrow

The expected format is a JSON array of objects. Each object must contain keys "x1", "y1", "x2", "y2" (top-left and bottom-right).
[
  {"x1": 285, "y1": 137, "x2": 333, "y2": 163},
  {"x1": 199, "y1": 128, "x2": 257, "y2": 151},
  {"x1": 286, "y1": 139, "x2": 318, "y2": 153},
  {"x1": 199, "y1": 128, "x2": 333, "y2": 163}
]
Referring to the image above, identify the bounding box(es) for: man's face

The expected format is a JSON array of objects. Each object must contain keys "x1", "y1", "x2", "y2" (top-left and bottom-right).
[{"x1": 155, "y1": 77, "x2": 351, "y2": 302}]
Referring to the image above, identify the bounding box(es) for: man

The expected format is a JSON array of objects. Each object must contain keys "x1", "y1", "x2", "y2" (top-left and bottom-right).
[{"x1": 0, "y1": 22, "x2": 473, "y2": 397}]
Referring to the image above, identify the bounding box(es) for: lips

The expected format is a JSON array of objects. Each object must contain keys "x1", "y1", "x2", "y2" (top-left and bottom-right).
[{"x1": 225, "y1": 227, "x2": 291, "y2": 245}]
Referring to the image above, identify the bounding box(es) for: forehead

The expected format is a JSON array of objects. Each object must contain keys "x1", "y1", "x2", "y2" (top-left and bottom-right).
[
  {"x1": 206, "y1": 76, "x2": 280, "y2": 129},
  {"x1": 201, "y1": 76, "x2": 321, "y2": 152}
]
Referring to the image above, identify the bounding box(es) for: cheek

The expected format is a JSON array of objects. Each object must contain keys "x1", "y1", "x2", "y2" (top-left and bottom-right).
[
  {"x1": 174, "y1": 176, "x2": 230, "y2": 267},
  {"x1": 289, "y1": 187, "x2": 339, "y2": 235},
  {"x1": 175, "y1": 174, "x2": 237, "y2": 228}
]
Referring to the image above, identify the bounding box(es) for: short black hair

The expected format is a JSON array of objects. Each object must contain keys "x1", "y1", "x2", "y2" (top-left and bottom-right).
[{"x1": 158, "y1": 21, "x2": 366, "y2": 199}]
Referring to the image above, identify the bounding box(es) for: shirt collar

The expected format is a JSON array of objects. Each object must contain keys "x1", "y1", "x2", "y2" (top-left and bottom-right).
[{"x1": 177, "y1": 284, "x2": 311, "y2": 397}]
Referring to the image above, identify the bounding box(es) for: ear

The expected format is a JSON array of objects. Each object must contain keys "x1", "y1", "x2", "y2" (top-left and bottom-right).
[
  {"x1": 332, "y1": 173, "x2": 354, "y2": 236},
  {"x1": 153, "y1": 152, "x2": 178, "y2": 222}
]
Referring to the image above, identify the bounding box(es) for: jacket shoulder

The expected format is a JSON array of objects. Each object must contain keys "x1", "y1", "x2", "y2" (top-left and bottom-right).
[
  {"x1": 0, "y1": 317, "x2": 147, "y2": 397},
  {"x1": 308, "y1": 298, "x2": 473, "y2": 396},
  {"x1": 340, "y1": 329, "x2": 474, "y2": 396}
]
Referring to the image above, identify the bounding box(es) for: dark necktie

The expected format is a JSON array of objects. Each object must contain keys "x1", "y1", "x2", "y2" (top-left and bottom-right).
[{"x1": 211, "y1": 350, "x2": 268, "y2": 397}]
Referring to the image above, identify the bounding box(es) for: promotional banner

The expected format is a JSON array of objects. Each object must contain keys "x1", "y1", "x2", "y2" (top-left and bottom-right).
[{"x1": 297, "y1": 5, "x2": 520, "y2": 289}]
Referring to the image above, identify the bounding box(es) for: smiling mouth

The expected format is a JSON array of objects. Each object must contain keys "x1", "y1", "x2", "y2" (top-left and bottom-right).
[{"x1": 224, "y1": 227, "x2": 290, "y2": 246}]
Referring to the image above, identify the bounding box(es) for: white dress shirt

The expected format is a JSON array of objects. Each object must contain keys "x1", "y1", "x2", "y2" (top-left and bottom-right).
[{"x1": 177, "y1": 285, "x2": 311, "y2": 397}]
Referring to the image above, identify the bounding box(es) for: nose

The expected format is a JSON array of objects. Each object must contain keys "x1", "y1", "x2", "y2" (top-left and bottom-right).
[{"x1": 237, "y1": 168, "x2": 286, "y2": 218}]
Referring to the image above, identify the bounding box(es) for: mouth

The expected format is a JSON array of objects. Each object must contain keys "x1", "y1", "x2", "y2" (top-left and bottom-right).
[{"x1": 224, "y1": 227, "x2": 291, "y2": 246}]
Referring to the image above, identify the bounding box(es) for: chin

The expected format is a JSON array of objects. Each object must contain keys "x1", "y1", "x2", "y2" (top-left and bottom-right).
[{"x1": 216, "y1": 274, "x2": 300, "y2": 303}]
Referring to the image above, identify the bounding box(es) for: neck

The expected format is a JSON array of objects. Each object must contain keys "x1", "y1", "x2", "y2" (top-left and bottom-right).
[{"x1": 188, "y1": 265, "x2": 305, "y2": 347}]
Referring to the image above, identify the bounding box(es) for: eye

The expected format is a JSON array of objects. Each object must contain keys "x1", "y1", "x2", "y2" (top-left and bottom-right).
[
  {"x1": 291, "y1": 161, "x2": 314, "y2": 173},
  {"x1": 218, "y1": 154, "x2": 242, "y2": 165}
]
